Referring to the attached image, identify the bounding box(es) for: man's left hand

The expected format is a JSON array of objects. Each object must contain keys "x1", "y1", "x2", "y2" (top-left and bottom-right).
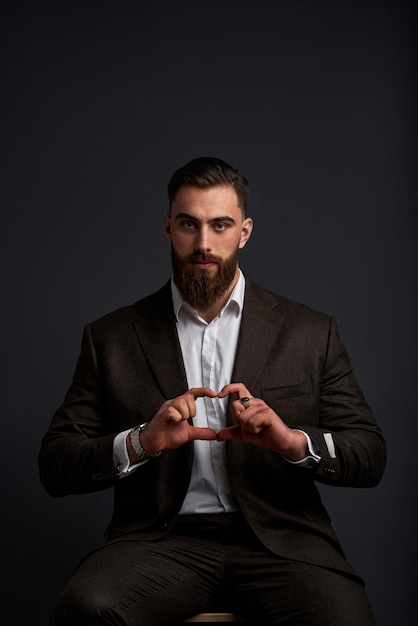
[{"x1": 217, "y1": 383, "x2": 308, "y2": 462}]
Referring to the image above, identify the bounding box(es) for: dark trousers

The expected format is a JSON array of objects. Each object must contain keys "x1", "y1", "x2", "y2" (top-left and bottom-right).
[{"x1": 50, "y1": 512, "x2": 376, "y2": 626}]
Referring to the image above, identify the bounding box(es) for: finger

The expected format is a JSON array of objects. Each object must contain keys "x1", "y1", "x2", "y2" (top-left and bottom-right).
[
  {"x1": 187, "y1": 387, "x2": 219, "y2": 399},
  {"x1": 188, "y1": 427, "x2": 218, "y2": 441},
  {"x1": 170, "y1": 388, "x2": 217, "y2": 421},
  {"x1": 216, "y1": 426, "x2": 242, "y2": 442},
  {"x1": 245, "y1": 422, "x2": 263, "y2": 434},
  {"x1": 240, "y1": 397, "x2": 251, "y2": 409},
  {"x1": 234, "y1": 405, "x2": 265, "y2": 434},
  {"x1": 171, "y1": 395, "x2": 196, "y2": 419},
  {"x1": 165, "y1": 406, "x2": 185, "y2": 423},
  {"x1": 218, "y1": 383, "x2": 252, "y2": 399}
]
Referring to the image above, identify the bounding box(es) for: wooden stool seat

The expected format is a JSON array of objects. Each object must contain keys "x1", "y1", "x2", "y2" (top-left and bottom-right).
[{"x1": 183, "y1": 612, "x2": 246, "y2": 622}]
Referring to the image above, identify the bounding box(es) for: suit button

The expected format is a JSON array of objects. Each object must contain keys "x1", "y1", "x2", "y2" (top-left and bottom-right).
[{"x1": 92, "y1": 472, "x2": 105, "y2": 481}]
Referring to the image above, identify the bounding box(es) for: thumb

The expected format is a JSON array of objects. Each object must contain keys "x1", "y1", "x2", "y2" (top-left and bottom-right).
[
  {"x1": 216, "y1": 426, "x2": 242, "y2": 442},
  {"x1": 189, "y1": 427, "x2": 217, "y2": 441}
]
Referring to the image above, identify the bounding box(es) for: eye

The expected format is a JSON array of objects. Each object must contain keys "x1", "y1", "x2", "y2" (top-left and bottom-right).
[
  {"x1": 213, "y1": 222, "x2": 228, "y2": 231},
  {"x1": 181, "y1": 220, "x2": 197, "y2": 230}
]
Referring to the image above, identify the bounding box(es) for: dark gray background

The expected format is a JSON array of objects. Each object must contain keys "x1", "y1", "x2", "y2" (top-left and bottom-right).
[{"x1": 2, "y1": 1, "x2": 416, "y2": 624}]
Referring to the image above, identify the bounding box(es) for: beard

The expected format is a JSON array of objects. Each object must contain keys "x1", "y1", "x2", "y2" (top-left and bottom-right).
[{"x1": 171, "y1": 246, "x2": 239, "y2": 312}]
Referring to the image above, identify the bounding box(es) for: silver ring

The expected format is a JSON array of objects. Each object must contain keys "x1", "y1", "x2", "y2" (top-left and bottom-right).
[{"x1": 240, "y1": 397, "x2": 251, "y2": 408}]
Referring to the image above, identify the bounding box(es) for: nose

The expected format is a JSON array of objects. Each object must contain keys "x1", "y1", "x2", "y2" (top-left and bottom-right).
[{"x1": 194, "y1": 226, "x2": 212, "y2": 252}]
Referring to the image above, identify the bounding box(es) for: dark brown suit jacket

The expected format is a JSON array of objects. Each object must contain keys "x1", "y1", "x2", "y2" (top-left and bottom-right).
[{"x1": 39, "y1": 277, "x2": 386, "y2": 579}]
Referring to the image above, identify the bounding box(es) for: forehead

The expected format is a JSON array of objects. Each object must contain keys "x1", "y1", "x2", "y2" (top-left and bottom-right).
[{"x1": 171, "y1": 185, "x2": 242, "y2": 220}]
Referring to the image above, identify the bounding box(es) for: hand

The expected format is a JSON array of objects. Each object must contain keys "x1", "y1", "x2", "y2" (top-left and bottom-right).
[
  {"x1": 216, "y1": 383, "x2": 308, "y2": 461},
  {"x1": 131, "y1": 388, "x2": 218, "y2": 460}
]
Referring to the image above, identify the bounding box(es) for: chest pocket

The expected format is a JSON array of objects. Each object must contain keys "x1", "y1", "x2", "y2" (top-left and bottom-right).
[{"x1": 260, "y1": 381, "x2": 316, "y2": 426}]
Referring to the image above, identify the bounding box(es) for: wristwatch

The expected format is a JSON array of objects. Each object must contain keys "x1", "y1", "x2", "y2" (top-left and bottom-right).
[{"x1": 130, "y1": 423, "x2": 162, "y2": 461}]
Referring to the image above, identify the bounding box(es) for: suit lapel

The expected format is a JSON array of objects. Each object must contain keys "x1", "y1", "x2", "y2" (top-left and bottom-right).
[
  {"x1": 130, "y1": 278, "x2": 287, "y2": 412},
  {"x1": 231, "y1": 278, "x2": 287, "y2": 393},
  {"x1": 131, "y1": 283, "x2": 188, "y2": 401}
]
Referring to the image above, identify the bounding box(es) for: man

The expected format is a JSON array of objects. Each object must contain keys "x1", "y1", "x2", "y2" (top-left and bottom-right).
[{"x1": 39, "y1": 156, "x2": 386, "y2": 625}]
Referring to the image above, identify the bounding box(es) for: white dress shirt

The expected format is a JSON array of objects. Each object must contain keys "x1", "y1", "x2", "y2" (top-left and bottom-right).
[
  {"x1": 173, "y1": 271, "x2": 246, "y2": 513},
  {"x1": 113, "y1": 270, "x2": 320, "y2": 511}
]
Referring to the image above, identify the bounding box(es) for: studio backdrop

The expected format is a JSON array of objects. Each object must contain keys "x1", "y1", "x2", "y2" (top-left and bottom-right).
[{"x1": 2, "y1": 1, "x2": 416, "y2": 624}]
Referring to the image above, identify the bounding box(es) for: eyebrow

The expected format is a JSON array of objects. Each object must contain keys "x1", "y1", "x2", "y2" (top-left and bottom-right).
[{"x1": 174, "y1": 212, "x2": 237, "y2": 225}]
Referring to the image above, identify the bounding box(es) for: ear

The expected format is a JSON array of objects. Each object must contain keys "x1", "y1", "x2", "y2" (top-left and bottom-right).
[
  {"x1": 238, "y1": 217, "x2": 253, "y2": 250},
  {"x1": 164, "y1": 214, "x2": 171, "y2": 241}
]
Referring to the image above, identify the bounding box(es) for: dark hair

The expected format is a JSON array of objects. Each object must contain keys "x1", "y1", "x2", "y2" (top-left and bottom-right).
[{"x1": 167, "y1": 156, "x2": 249, "y2": 214}]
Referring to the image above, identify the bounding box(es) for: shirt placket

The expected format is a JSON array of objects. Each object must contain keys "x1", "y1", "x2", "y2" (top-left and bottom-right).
[{"x1": 201, "y1": 319, "x2": 231, "y2": 510}]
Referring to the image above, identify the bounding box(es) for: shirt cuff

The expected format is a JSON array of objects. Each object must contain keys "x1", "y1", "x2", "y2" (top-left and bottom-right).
[
  {"x1": 113, "y1": 429, "x2": 147, "y2": 477},
  {"x1": 282, "y1": 430, "x2": 321, "y2": 468}
]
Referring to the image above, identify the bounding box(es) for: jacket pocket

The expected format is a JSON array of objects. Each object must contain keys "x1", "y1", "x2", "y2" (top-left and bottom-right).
[
  {"x1": 260, "y1": 380, "x2": 312, "y2": 401},
  {"x1": 260, "y1": 381, "x2": 317, "y2": 427}
]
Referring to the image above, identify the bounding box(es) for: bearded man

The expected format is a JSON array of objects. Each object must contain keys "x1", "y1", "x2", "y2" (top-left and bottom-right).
[{"x1": 39, "y1": 156, "x2": 386, "y2": 625}]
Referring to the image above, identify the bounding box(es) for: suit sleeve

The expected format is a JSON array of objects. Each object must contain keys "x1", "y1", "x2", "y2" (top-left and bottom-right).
[
  {"x1": 38, "y1": 324, "x2": 118, "y2": 496},
  {"x1": 302, "y1": 317, "x2": 386, "y2": 488}
]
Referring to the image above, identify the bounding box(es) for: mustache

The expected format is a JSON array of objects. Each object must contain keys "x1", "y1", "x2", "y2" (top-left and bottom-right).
[{"x1": 185, "y1": 253, "x2": 221, "y2": 264}]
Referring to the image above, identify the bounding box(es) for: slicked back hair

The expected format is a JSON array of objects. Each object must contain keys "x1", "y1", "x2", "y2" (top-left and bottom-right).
[{"x1": 167, "y1": 156, "x2": 249, "y2": 215}]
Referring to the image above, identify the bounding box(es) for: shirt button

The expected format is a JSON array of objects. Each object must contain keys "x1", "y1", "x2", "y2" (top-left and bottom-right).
[{"x1": 115, "y1": 463, "x2": 123, "y2": 474}]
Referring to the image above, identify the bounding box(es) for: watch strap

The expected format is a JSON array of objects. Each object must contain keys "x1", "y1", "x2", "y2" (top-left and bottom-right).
[{"x1": 130, "y1": 423, "x2": 162, "y2": 461}]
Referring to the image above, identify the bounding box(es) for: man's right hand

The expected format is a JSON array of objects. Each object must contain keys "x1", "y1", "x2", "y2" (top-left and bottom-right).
[{"x1": 127, "y1": 387, "x2": 218, "y2": 463}]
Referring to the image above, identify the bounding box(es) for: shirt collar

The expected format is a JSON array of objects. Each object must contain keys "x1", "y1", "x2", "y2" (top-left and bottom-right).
[{"x1": 171, "y1": 269, "x2": 245, "y2": 322}]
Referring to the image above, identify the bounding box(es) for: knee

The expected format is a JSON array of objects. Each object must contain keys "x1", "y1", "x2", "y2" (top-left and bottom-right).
[{"x1": 50, "y1": 582, "x2": 121, "y2": 626}]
